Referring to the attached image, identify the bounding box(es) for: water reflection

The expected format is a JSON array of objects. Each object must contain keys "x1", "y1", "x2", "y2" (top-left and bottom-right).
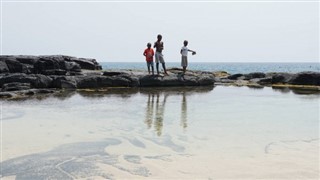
[
  {"x1": 144, "y1": 91, "x2": 168, "y2": 136},
  {"x1": 180, "y1": 92, "x2": 187, "y2": 130},
  {"x1": 142, "y1": 87, "x2": 213, "y2": 136}
]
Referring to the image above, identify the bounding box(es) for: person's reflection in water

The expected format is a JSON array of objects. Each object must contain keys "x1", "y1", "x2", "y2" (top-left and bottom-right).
[
  {"x1": 145, "y1": 93, "x2": 154, "y2": 129},
  {"x1": 180, "y1": 92, "x2": 187, "y2": 130},
  {"x1": 154, "y1": 92, "x2": 168, "y2": 136}
]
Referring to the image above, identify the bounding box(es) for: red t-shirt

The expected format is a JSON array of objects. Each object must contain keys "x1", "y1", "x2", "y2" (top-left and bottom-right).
[{"x1": 143, "y1": 48, "x2": 154, "y2": 62}]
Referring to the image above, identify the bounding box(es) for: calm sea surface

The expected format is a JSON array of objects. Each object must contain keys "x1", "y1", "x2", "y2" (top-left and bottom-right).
[
  {"x1": 1, "y1": 86, "x2": 319, "y2": 179},
  {"x1": 101, "y1": 62, "x2": 320, "y2": 74}
]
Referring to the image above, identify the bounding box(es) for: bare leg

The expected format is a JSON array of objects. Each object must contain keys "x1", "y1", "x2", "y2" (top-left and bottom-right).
[
  {"x1": 162, "y1": 63, "x2": 168, "y2": 75},
  {"x1": 156, "y1": 63, "x2": 160, "y2": 75},
  {"x1": 183, "y1": 66, "x2": 186, "y2": 74},
  {"x1": 147, "y1": 64, "x2": 151, "y2": 74}
]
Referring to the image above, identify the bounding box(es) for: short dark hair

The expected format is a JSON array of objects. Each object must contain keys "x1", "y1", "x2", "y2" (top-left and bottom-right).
[
  {"x1": 184, "y1": 40, "x2": 188, "y2": 45},
  {"x1": 147, "y1": 43, "x2": 151, "y2": 47},
  {"x1": 157, "y1": 34, "x2": 162, "y2": 39}
]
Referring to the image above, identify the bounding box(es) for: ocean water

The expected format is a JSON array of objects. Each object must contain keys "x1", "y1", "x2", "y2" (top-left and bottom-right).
[
  {"x1": 101, "y1": 62, "x2": 320, "y2": 74},
  {"x1": 1, "y1": 86, "x2": 319, "y2": 179}
]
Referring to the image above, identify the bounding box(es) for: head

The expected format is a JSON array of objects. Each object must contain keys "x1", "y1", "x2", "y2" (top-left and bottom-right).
[
  {"x1": 147, "y1": 43, "x2": 151, "y2": 48},
  {"x1": 157, "y1": 34, "x2": 162, "y2": 41},
  {"x1": 184, "y1": 40, "x2": 188, "y2": 46}
]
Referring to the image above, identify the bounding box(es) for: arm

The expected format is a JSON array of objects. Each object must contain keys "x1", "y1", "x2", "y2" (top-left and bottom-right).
[
  {"x1": 188, "y1": 49, "x2": 196, "y2": 53},
  {"x1": 143, "y1": 50, "x2": 146, "y2": 56}
]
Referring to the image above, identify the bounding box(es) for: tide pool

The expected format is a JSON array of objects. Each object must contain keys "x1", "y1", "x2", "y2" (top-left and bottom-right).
[{"x1": 0, "y1": 86, "x2": 319, "y2": 179}]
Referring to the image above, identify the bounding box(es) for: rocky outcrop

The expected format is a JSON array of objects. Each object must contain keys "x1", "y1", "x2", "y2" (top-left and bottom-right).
[
  {"x1": 0, "y1": 55, "x2": 102, "y2": 75},
  {"x1": 216, "y1": 71, "x2": 320, "y2": 90},
  {"x1": 0, "y1": 55, "x2": 319, "y2": 98}
]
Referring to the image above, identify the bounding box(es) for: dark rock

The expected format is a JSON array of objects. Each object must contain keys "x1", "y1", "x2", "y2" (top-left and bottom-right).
[
  {"x1": 228, "y1": 74, "x2": 244, "y2": 80},
  {"x1": 139, "y1": 73, "x2": 214, "y2": 87},
  {"x1": 112, "y1": 76, "x2": 131, "y2": 87},
  {"x1": 0, "y1": 61, "x2": 9, "y2": 73},
  {"x1": 250, "y1": 77, "x2": 272, "y2": 85},
  {"x1": 103, "y1": 72, "x2": 124, "y2": 76},
  {"x1": 51, "y1": 76, "x2": 77, "y2": 89},
  {"x1": 65, "y1": 61, "x2": 81, "y2": 72},
  {"x1": 245, "y1": 72, "x2": 266, "y2": 80},
  {"x1": 272, "y1": 73, "x2": 294, "y2": 84},
  {"x1": 42, "y1": 69, "x2": 67, "y2": 75},
  {"x1": 289, "y1": 71, "x2": 320, "y2": 86},
  {"x1": 69, "y1": 58, "x2": 97, "y2": 70},
  {"x1": 33, "y1": 74, "x2": 52, "y2": 88},
  {"x1": 199, "y1": 75, "x2": 215, "y2": 85},
  {"x1": 97, "y1": 76, "x2": 113, "y2": 87},
  {"x1": 2, "y1": 82, "x2": 31, "y2": 91},
  {"x1": 5, "y1": 59, "x2": 23, "y2": 73},
  {"x1": 34, "y1": 89, "x2": 55, "y2": 94},
  {"x1": 76, "y1": 76, "x2": 98, "y2": 88},
  {"x1": 34, "y1": 56, "x2": 64, "y2": 74},
  {"x1": 0, "y1": 73, "x2": 52, "y2": 88},
  {"x1": 0, "y1": 92, "x2": 15, "y2": 98},
  {"x1": 139, "y1": 75, "x2": 162, "y2": 87},
  {"x1": 118, "y1": 74, "x2": 140, "y2": 87},
  {"x1": 15, "y1": 55, "x2": 39, "y2": 65}
]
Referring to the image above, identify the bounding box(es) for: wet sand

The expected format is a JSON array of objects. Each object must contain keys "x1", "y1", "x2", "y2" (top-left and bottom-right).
[{"x1": 1, "y1": 86, "x2": 319, "y2": 179}]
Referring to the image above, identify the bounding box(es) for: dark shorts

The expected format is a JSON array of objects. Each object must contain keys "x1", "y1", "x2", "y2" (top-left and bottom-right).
[{"x1": 147, "y1": 61, "x2": 154, "y2": 67}]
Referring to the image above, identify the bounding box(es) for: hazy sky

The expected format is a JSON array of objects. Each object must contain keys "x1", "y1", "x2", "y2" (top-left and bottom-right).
[{"x1": 1, "y1": 0, "x2": 319, "y2": 62}]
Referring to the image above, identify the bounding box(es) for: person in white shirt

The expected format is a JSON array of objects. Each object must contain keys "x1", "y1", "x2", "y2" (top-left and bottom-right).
[{"x1": 180, "y1": 40, "x2": 196, "y2": 74}]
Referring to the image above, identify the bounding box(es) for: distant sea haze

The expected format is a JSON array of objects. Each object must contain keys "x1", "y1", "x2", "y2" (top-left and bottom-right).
[{"x1": 101, "y1": 62, "x2": 320, "y2": 74}]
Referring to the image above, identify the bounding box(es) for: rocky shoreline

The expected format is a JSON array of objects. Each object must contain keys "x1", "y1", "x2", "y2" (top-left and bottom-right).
[{"x1": 0, "y1": 55, "x2": 319, "y2": 99}]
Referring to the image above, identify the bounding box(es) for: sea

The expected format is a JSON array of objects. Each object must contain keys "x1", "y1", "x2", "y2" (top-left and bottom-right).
[{"x1": 101, "y1": 62, "x2": 320, "y2": 74}]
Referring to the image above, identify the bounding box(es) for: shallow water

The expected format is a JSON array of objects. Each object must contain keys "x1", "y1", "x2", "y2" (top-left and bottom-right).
[{"x1": 0, "y1": 86, "x2": 319, "y2": 179}]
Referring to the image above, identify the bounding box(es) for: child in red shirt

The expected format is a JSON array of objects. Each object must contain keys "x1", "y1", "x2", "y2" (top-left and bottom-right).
[{"x1": 143, "y1": 43, "x2": 155, "y2": 75}]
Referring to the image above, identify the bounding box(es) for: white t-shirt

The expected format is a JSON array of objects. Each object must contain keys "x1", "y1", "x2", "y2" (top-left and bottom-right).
[{"x1": 181, "y1": 46, "x2": 189, "y2": 57}]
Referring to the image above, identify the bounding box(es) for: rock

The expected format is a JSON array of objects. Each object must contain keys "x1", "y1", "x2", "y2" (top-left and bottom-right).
[
  {"x1": 139, "y1": 75, "x2": 162, "y2": 87},
  {"x1": 0, "y1": 73, "x2": 52, "y2": 88},
  {"x1": 68, "y1": 57, "x2": 99, "y2": 70},
  {"x1": 76, "y1": 76, "x2": 98, "y2": 88},
  {"x1": 2, "y1": 82, "x2": 31, "y2": 91},
  {"x1": 42, "y1": 69, "x2": 67, "y2": 75},
  {"x1": 34, "y1": 56, "x2": 64, "y2": 74},
  {"x1": 0, "y1": 61, "x2": 9, "y2": 73},
  {"x1": 5, "y1": 59, "x2": 24, "y2": 73},
  {"x1": 15, "y1": 55, "x2": 39, "y2": 65},
  {"x1": 250, "y1": 77, "x2": 272, "y2": 85},
  {"x1": 51, "y1": 76, "x2": 77, "y2": 89},
  {"x1": 289, "y1": 71, "x2": 320, "y2": 86},
  {"x1": 139, "y1": 73, "x2": 214, "y2": 87},
  {"x1": 97, "y1": 76, "x2": 113, "y2": 87},
  {"x1": 228, "y1": 74, "x2": 244, "y2": 80},
  {"x1": 272, "y1": 73, "x2": 294, "y2": 84},
  {"x1": 65, "y1": 61, "x2": 81, "y2": 72},
  {"x1": 245, "y1": 72, "x2": 266, "y2": 80},
  {"x1": 112, "y1": 76, "x2": 131, "y2": 87},
  {"x1": 103, "y1": 71, "x2": 124, "y2": 76},
  {"x1": 199, "y1": 75, "x2": 215, "y2": 85},
  {"x1": 0, "y1": 92, "x2": 15, "y2": 98},
  {"x1": 213, "y1": 71, "x2": 230, "y2": 78}
]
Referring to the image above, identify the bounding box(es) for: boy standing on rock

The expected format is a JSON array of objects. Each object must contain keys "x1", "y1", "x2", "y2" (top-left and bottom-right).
[
  {"x1": 180, "y1": 40, "x2": 196, "y2": 74},
  {"x1": 143, "y1": 43, "x2": 155, "y2": 75},
  {"x1": 154, "y1": 34, "x2": 168, "y2": 75}
]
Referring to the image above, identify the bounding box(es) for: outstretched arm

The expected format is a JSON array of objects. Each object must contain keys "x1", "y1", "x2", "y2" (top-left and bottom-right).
[{"x1": 188, "y1": 49, "x2": 196, "y2": 53}]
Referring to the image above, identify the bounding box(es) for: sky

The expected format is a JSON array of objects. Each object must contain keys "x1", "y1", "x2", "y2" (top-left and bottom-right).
[{"x1": 0, "y1": 0, "x2": 319, "y2": 63}]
